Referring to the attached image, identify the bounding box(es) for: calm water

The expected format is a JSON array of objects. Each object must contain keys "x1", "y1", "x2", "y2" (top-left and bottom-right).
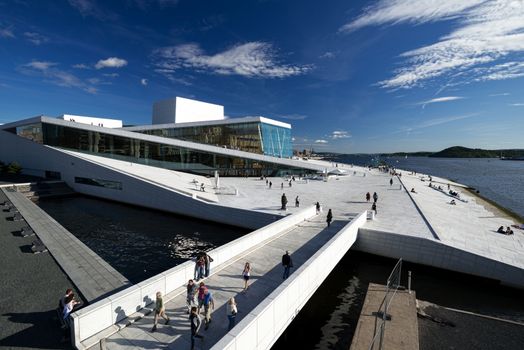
[
  {"x1": 37, "y1": 196, "x2": 247, "y2": 283},
  {"x1": 335, "y1": 155, "x2": 524, "y2": 218}
]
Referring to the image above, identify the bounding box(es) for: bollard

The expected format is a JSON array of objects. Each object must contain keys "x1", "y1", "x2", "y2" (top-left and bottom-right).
[{"x1": 408, "y1": 271, "x2": 412, "y2": 294}]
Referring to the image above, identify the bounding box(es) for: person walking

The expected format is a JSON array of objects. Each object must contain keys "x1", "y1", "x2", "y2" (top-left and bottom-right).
[
  {"x1": 373, "y1": 192, "x2": 378, "y2": 203},
  {"x1": 281, "y1": 193, "x2": 288, "y2": 210},
  {"x1": 197, "y1": 282, "x2": 207, "y2": 315},
  {"x1": 295, "y1": 196, "x2": 300, "y2": 208},
  {"x1": 372, "y1": 202, "x2": 377, "y2": 215},
  {"x1": 151, "y1": 291, "x2": 170, "y2": 332},
  {"x1": 315, "y1": 201, "x2": 321, "y2": 214},
  {"x1": 226, "y1": 297, "x2": 238, "y2": 331},
  {"x1": 242, "y1": 262, "x2": 251, "y2": 291},
  {"x1": 326, "y1": 209, "x2": 333, "y2": 227},
  {"x1": 390, "y1": 178, "x2": 393, "y2": 186},
  {"x1": 190, "y1": 306, "x2": 204, "y2": 350},
  {"x1": 281, "y1": 182, "x2": 284, "y2": 189},
  {"x1": 269, "y1": 181, "x2": 272, "y2": 189},
  {"x1": 366, "y1": 192, "x2": 371, "y2": 202},
  {"x1": 186, "y1": 279, "x2": 198, "y2": 314},
  {"x1": 202, "y1": 289, "x2": 215, "y2": 330},
  {"x1": 282, "y1": 250, "x2": 293, "y2": 280}
]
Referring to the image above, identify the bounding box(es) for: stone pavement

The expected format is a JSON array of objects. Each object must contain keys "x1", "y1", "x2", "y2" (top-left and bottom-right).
[
  {"x1": 2, "y1": 188, "x2": 130, "y2": 302},
  {"x1": 350, "y1": 283, "x2": 418, "y2": 350},
  {"x1": 218, "y1": 165, "x2": 434, "y2": 240},
  {"x1": 399, "y1": 172, "x2": 524, "y2": 269},
  {"x1": 101, "y1": 213, "x2": 351, "y2": 349}
]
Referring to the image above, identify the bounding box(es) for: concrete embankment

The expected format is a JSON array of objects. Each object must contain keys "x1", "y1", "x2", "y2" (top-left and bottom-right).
[
  {"x1": 350, "y1": 283, "x2": 418, "y2": 350},
  {"x1": 2, "y1": 188, "x2": 130, "y2": 302}
]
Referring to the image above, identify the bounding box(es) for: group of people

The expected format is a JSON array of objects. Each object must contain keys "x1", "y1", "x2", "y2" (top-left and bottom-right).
[
  {"x1": 194, "y1": 252, "x2": 213, "y2": 281},
  {"x1": 152, "y1": 249, "x2": 295, "y2": 348},
  {"x1": 497, "y1": 226, "x2": 514, "y2": 235},
  {"x1": 366, "y1": 192, "x2": 379, "y2": 215}
]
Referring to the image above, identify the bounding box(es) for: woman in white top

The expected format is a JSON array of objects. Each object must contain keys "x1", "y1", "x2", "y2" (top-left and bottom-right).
[
  {"x1": 226, "y1": 297, "x2": 238, "y2": 330},
  {"x1": 242, "y1": 262, "x2": 251, "y2": 291}
]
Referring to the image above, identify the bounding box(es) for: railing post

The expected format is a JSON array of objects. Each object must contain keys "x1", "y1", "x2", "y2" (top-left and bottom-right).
[{"x1": 408, "y1": 271, "x2": 412, "y2": 294}]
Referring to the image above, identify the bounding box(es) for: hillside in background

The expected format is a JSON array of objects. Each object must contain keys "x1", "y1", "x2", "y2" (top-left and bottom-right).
[{"x1": 429, "y1": 146, "x2": 524, "y2": 158}]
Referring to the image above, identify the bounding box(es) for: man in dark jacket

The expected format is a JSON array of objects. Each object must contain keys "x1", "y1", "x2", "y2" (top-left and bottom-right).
[
  {"x1": 282, "y1": 250, "x2": 293, "y2": 279},
  {"x1": 281, "y1": 193, "x2": 288, "y2": 210}
]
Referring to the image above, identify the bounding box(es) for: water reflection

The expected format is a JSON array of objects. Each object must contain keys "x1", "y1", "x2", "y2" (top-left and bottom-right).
[{"x1": 37, "y1": 195, "x2": 247, "y2": 283}]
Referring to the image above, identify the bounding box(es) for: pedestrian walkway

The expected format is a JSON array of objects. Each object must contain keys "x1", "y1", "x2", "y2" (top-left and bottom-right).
[
  {"x1": 100, "y1": 213, "x2": 351, "y2": 349},
  {"x1": 2, "y1": 188, "x2": 130, "y2": 302}
]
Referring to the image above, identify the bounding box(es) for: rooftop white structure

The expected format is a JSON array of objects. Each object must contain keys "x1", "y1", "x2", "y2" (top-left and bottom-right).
[{"x1": 152, "y1": 96, "x2": 225, "y2": 125}]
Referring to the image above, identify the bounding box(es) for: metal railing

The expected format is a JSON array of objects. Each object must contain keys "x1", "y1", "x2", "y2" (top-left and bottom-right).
[{"x1": 368, "y1": 258, "x2": 403, "y2": 350}]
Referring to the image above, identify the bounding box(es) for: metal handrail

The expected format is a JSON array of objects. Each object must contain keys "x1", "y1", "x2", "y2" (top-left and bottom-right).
[{"x1": 368, "y1": 258, "x2": 403, "y2": 350}]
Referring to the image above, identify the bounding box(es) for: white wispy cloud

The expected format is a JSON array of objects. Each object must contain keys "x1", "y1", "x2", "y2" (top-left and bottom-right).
[
  {"x1": 141, "y1": 78, "x2": 148, "y2": 86},
  {"x1": 510, "y1": 103, "x2": 524, "y2": 106},
  {"x1": 315, "y1": 139, "x2": 328, "y2": 144},
  {"x1": 319, "y1": 51, "x2": 336, "y2": 59},
  {"x1": 416, "y1": 96, "x2": 465, "y2": 108},
  {"x1": 396, "y1": 113, "x2": 479, "y2": 133},
  {"x1": 417, "y1": 96, "x2": 464, "y2": 105},
  {"x1": 343, "y1": 0, "x2": 524, "y2": 89},
  {"x1": 475, "y1": 62, "x2": 524, "y2": 81},
  {"x1": 24, "y1": 32, "x2": 48, "y2": 45},
  {"x1": 278, "y1": 114, "x2": 307, "y2": 120},
  {"x1": 73, "y1": 63, "x2": 90, "y2": 69},
  {"x1": 331, "y1": 130, "x2": 351, "y2": 139},
  {"x1": 340, "y1": 0, "x2": 484, "y2": 32},
  {"x1": 152, "y1": 42, "x2": 312, "y2": 78},
  {"x1": 0, "y1": 27, "x2": 15, "y2": 38},
  {"x1": 26, "y1": 61, "x2": 57, "y2": 70},
  {"x1": 20, "y1": 61, "x2": 97, "y2": 94},
  {"x1": 67, "y1": 0, "x2": 117, "y2": 20},
  {"x1": 489, "y1": 92, "x2": 510, "y2": 97},
  {"x1": 95, "y1": 57, "x2": 128, "y2": 69},
  {"x1": 103, "y1": 73, "x2": 119, "y2": 78}
]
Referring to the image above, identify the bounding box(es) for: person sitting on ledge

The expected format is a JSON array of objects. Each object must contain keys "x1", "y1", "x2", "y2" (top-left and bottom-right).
[
  {"x1": 449, "y1": 200, "x2": 456, "y2": 205},
  {"x1": 505, "y1": 226, "x2": 514, "y2": 235},
  {"x1": 410, "y1": 188, "x2": 417, "y2": 193},
  {"x1": 497, "y1": 226, "x2": 505, "y2": 234}
]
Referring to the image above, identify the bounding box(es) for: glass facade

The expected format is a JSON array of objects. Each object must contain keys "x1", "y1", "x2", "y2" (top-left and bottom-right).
[
  {"x1": 135, "y1": 121, "x2": 292, "y2": 158},
  {"x1": 75, "y1": 177, "x2": 123, "y2": 190},
  {"x1": 9, "y1": 122, "x2": 308, "y2": 177},
  {"x1": 260, "y1": 123, "x2": 292, "y2": 158}
]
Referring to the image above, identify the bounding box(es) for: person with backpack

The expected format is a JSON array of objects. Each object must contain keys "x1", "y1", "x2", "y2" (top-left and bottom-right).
[{"x1": 197, "y1": 282, "x2": 207, "y2": 315}]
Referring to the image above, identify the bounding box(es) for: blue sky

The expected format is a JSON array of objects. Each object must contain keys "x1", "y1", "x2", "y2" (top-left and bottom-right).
[{"x1": 0, "y1": 0, "x2": 523, "y2": 153}]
